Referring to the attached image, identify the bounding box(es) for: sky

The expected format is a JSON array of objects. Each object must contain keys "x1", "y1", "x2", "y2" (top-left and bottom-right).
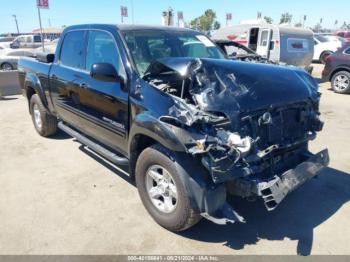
[{"x1": 0, "y1": 0, "x2": 348, "y2": 34}]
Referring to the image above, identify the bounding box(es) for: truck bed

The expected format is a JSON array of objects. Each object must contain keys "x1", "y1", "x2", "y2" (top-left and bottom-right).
[{"x1": 18, "y1": 57, "x2": 52, "y2": 93}]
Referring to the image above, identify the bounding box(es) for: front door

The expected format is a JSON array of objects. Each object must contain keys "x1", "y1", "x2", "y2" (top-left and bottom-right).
[
  {"x1": 78, "y1": 30, "x2": 129, "y2": 154},
  {"x1": 256, "y1": 28, "x2": 272, "y2": 58}
]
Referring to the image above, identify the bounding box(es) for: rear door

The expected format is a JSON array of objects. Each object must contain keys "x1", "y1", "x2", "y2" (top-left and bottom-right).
[
  {"x1": 256, "y1": 28, "x2": 272, "y2": 58},
  {"x1": 49, "y1": 30, "x2": 87, "y2": 126}
]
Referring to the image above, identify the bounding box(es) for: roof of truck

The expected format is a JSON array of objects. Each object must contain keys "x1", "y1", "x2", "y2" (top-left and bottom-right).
[
  {"x1": 63, "y1": 24, "x2": 198, "y2": 33},
  {"x1": 117, "y1": 24, "x2": 197, "y2": 32}
]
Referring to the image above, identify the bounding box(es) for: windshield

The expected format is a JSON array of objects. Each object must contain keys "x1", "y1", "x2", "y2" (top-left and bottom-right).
[{"x1": 122, "y1": 30, "x2": 225, "y2": 76}]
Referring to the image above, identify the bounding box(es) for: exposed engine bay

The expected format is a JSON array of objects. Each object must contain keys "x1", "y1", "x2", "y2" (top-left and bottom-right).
[{"x1": 143, "y1": 57, "x2": 328, "y2": 212}]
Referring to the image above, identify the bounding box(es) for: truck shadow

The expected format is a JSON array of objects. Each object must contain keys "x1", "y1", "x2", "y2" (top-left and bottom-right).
[{"x1": 180, "y1": 167, "x2": 350, "y2": 255}]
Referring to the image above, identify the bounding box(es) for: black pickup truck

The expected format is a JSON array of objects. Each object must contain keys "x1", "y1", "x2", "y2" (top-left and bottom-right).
[{"x1": 18, "y1": 24, "x2": 329, "y2": 232}]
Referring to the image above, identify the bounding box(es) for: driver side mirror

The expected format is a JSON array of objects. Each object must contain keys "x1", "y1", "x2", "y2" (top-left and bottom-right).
[{"x1": 90, "y1": 63, "x2": 125, "y2": 84}]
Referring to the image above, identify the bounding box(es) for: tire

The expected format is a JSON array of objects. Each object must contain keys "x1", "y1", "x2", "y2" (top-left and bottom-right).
[
  {"x1": 320, "y1": 51, "x2": 333, "y2": 64},
  {"x1": 331, "y1": 71, "x2": 350, "y2": 94},
  {"x1": 1, "y1": 62, "x2": 14, "y2": 71},
  {"x1": 29, "y1": 94, "x2": 58, "y2": 137},
  {"x1": 135, "y1": 144, "x2": 201, "y2": 232}
]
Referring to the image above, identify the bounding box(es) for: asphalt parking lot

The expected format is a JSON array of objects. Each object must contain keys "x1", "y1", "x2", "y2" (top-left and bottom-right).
[{"x1": 0, "y1": 64, "x2": 349, "y2": 255}]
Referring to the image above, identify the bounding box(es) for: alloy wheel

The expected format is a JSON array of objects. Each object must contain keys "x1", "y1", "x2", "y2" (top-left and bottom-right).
[{"x1": 145, "y1": 165, "x2": 178, "y2": 213}]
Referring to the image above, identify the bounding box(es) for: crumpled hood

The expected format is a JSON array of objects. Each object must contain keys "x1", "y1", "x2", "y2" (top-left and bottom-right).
[{"x1": 146, "y1": 58, "x2": 319, "y2": 114}]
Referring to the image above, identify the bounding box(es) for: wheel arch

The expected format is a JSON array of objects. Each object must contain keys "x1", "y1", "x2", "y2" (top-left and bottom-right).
[
  {"x1": 319, "y1": 50, "x2": 333, "y2": 62},
  {"x1": 128, "y1": 114, "x2": 188, "y2": 180},
  {"x1": 24, "y1": 73, "x2": 49, "y2": 112}
]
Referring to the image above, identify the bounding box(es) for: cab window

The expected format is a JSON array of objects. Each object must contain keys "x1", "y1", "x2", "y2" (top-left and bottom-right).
[
  {"x1": 60, "y1": 31, "x2": 86, "y2": 69},
  {"x1": 34, "y1": 35, "x2": 42, "y2": 43},
  {"x1": 17, "y1": 36, "x2": 25, "y2": 43}
]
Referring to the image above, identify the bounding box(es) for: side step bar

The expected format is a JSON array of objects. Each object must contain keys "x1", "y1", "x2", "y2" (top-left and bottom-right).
[{"x1": 58, "y1": 122, "x2": 129, "y2": 166}]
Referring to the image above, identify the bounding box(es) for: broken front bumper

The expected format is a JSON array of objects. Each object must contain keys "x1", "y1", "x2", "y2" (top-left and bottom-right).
[
  {"x1": 199, "y1": 149, "x2": 329, "y2": 225},
  {"x1": 257, "y1": 149, "x2": 329, "y2": 211}
]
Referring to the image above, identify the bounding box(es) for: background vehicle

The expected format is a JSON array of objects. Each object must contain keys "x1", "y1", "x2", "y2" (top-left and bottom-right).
[
  {"x1": 322, "y1": 45, "x2": 350, "y2": 94},
  {"x1": 335, "y1": 31, "x2": 350, "y2": 42},
  {"x1": 10, "y1": 35, "x2": 43, "y2": 49},
  {"x1": 0, "y1": 36, "x2": 15, "y2": 42},
  {"x1": 0, "y1": 48, "x2": 36, "y2": 70},
  {"x1": 18, "y1": 24, "x2": 328, "y2": 232},
  {"x1": 0, "y1": 36, "x2": 15, "y2": 49},
  {"x1": 34, "y1": 38, "x2": 58, "y2": 54},
  {"x1": 212, "y1": 21, "x2": 314, "y2": 67},
  {"x1": 313, "y1": 34, "x2": 343, "y2": 63}
]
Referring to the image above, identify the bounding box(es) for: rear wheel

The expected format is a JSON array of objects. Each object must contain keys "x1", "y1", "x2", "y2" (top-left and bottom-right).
[
  {"x1": 135, "y1": 144, "x2": 201, "y2": 232},
  {"x1": 320, "y1": 51, "x2": 333, "y2": 64},
  {"x1": 331, "y1": 71, "x2": 350, "y2": 94},
  {"x1": 30, "y1": 94, "x2": 58, "y2": 137}
]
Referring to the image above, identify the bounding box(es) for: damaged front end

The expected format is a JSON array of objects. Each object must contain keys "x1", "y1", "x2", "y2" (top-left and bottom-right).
[{"x1": 143, "y1": 57, "x2": 329, "y2": 224}]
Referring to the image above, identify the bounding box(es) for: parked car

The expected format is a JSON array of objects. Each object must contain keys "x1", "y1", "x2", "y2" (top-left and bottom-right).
[
  {"x1": 212, "y1": 22, "x2": 314, "y2": 67},
  {"x1": 322, "y1": 45, "x2": 350, "y2": 94},
  {"x1": 313, "y1": 35, "x2": 343, "y2": 63},
  {"x1": 0, "y1": 37, "x2": 14, "y2": 49},
  {"x1": 0, "y1": 36, "x2": 15, "y2": 42},
  {"x1": 18, "y1": 24, "x2": 328, "y2": 232},
  {"x1": 334, "y1": 31, "x2": 350, "y2": 42},
  {"x1": 10, "y1": 35, "x2": 43, "y2": 49},
  {"x1": 35, "y1": 42, "x2": 57, "y2": 54},
  {"x1": 0, "y1": 49, "x2": 36, "y2": 70},
  {"x1": 315, "y1": 33, "x2": 347, "y2": 44}
]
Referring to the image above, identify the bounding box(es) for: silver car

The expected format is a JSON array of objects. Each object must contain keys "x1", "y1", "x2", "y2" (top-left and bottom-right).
[{"x1": 0, "y1": 49, "x2": 36, "y2": 70}]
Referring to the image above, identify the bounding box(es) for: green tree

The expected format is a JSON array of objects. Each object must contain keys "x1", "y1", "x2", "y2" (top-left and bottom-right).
[
  {"x1": 341, "y1": 22, "x2": 350, "y2": 30},
  {"x1": 213, "y1": 21, "x2": 221, "y2": 30},
  {"x1": 294, "y1": 22, "x2": 303, "y2": 27},
  {"x1": 190, "y1": 9, "x2": 220, "y2": 32},
  {"x1": 264, "y1": 16, "x2": 273, "y2": 24},
  {"x1": 280, "y1": 12, "x2": 293, "y2": 24}
]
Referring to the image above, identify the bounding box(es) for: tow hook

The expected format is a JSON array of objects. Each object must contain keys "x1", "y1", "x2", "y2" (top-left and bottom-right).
[{"x1": 200, "y1": 202, "x2": 246, "y2": 225}]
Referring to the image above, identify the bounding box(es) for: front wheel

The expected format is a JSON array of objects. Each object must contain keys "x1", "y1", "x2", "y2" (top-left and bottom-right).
[
  {"x1": 135, "y1": 144, "x2": 201, "y2": 232},
  {"x1": 331, "y1": 71, "x2": 350, "y2": 94}
]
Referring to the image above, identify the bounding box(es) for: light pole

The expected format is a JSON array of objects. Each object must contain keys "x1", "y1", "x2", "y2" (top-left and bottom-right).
[
  {"x1": 37, "y1": 7, "x2": 45, "y2": 51},
  {"x1": 130, "y1": 0, "x2": 134, "y2": 24},
  {"x1": 12, "y1": 15, "x2": 19, "y2": 34}
]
